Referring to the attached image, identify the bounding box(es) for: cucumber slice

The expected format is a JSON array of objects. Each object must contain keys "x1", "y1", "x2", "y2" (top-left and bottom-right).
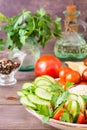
[
  {"x1": 42, "y1": 75, "x2": 56, "y2": 84},
  {"x1": 34, "y1": 76, "x2": 53, "y2": 86},
  {"x1": 20, "y1": 96, "x2": 36, "y2": 109},
  {"x1": 77, "y1": 95, "x2": 86, "y2": 114},
  {"x1": 68, "y1": 94, "x2": 86, "y2": 114},
  {"x1": 22, "y1": 82, "x2": 34, "y2": 89},
  {"x1": 67, "y1": 100, "x2": 80, "y2": 123},
  {"x1": 35, "y1": 87, "x2": 52, "y2": 100},
  {"x1": 37, "y1": 85, "x2": 52, "y2": 91},
  {"x1": 28, "y1": 94, "x2": 50, "y2": 105},
  {"x1": 68, "y1": 94, "x2": 78, "y2": 101},
  {"x1": 17, "y1": 91, "x2": 25, "y2": 97}
]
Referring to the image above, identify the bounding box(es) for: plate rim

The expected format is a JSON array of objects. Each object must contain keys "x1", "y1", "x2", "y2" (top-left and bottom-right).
[{"x1": 25, "y1": 107, "x2": 87, "y2": 128}]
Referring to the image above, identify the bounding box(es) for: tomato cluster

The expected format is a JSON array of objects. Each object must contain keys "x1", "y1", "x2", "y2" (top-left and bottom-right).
[
  {"x1": 57, "y1": 67, "x2": 87, "y2": 89},
  {"x1": 34, "y1": 55, "x2": 87, "y2": 86}
]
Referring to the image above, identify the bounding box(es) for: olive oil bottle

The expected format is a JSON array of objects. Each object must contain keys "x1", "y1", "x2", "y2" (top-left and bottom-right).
[{"x1": 54, "y1": 5, "x2": 87, "y2": 61}]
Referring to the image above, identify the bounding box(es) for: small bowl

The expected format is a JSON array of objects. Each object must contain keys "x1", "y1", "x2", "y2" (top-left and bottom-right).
[{"x1": 0, "y1": 49, "x2": 26, "y2": 86}]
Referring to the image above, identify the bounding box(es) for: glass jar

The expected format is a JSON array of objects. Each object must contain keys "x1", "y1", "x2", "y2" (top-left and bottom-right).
[
  {"x1": 54, "y1": 5, "x2": 87, "y2": 61},
  {"x1": 0, "y1": 49, "x2": 26, "y2": 86}
]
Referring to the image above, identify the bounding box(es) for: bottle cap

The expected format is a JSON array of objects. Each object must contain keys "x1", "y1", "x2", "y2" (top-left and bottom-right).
[{"x1": 66, "y1": 5, "x2": 76, "y2": 12}]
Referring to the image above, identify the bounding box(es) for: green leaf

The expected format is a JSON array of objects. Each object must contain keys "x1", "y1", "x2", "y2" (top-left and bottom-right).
[
  {"x1": 14, "y1": 11, "x2": 31, "y2": 29},
  {"x1": 66, "y1": 82, "x2": 74, "y2": 89},
  {"x1": 19, "y1": 29, "x2": 27, "y2": 44},
  {"x1": 55, "y1": 91, "x2": 69, "y2": 108},
  {"x1": 1, "y1": 8, "x2": 62, "y2": 50},
  {"x1": 0, "y1": 13, "x2": 7, "y2": 23},
  {"x1": 37, "y1": 104, "x2": 53, "y2": 117},
  {"x1": 50, "y1": 83, "x2": 64, "y2": 93},
  {"x1": 36, "y1": 8, "x2": 46, "y2": 17},
  {"x1": 60, "y1": 109, "x2": 72, "y2": 122},
  {"x1": 51, "y1": 95, "x2": 59, "y2": 108},
  {"x1": 27, "y1": 18, "x2": 35, "y2": 35},
  {"x1": 6, "y1": 33, "x2": 13, "y2": 49}
]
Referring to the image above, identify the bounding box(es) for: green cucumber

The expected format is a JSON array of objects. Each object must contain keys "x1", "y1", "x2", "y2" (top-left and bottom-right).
[
  {"x1": 28, "y1": 94, "x2": 50, "y2": 105},
  {"x1": 34, "y1": 76, "x2": 53, "y2": 86},
  {"x1": 17, "y1": 91, "x2": 25, "y2": 97},
  {"x1": 20, "y1": 96, "x2": 36, "y2": 109},
  {"x1": 67, "y1": 100, "x2": 80, "y2": 123},
  {"x1": 77, "y1": 95, "x2": 86, "y2": 114},
  {"x1": 17, "y1": 90, "x2": 29, "y2": 96},
  {"x1": 22, "y1": 82, "x2": 34, "y2": 89},
  {"x1": 68, "y1": 94, "x2": 78, "y2": 101},
  {"x1": 68, "y1": 94, "x2": 86, "y2": 114},
  {"x1": 37, "y1": 85, "x2": 52, "y2": 91},
  {"x1": 42, "y1": 75, "x2": 56, "y2": 84},
  {"x1": 35, "y1": 87, "x2": 52, "y2": 100}
]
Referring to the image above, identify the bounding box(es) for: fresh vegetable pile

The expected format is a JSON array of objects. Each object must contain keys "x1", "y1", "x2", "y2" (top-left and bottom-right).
[{"x1": 17, "y1": 75, "x2": 87, "y2": 124}]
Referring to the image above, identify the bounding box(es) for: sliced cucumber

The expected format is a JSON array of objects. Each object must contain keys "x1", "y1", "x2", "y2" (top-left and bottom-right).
[
  {"x1": 68, "y1": 94, "x2": 86, "y2": 114},
  {"x1": 77, "y1": 95, "x2": 86, "y2": 114},
  {"x1": 20, "y1": 96, "x2": 36, "y2": 109},
  {"x1": 17, "y1": 91, "x2": 25, "y2": 97},
  {"x1": 35, "y1": 87, "x2": 52, "y2": 100},
  {"x1": 67, "y1": 100, "x2": 80, "y2": 123},
  {"x1": 68, "y1": 94, "x2": 78, "y2": 101},
  {"x1": 22, "y1": 82, "x2": 34, "y2": 89},
  {"x1": 28, "y1": 94, "x2": 50, "y2": 105},
  {"x1": 37, "y1": 85, "x2": 52, "y2": 91},
  {"x1": 42, "y1": 75, "x2": 56, "y2": 84},
  {"x1": 34, "y1": 76, "x2": 53, "y2": 86}
]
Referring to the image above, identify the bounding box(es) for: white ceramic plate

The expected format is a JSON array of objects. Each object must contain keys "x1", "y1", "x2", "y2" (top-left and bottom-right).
[{"x1": 26, "y1": 108, "x2": 87, "y2": 130}]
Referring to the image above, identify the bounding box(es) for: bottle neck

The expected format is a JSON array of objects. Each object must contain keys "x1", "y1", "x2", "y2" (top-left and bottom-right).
[{"x1": 63, "y1": 9, "x2": 80, "y2": 32}]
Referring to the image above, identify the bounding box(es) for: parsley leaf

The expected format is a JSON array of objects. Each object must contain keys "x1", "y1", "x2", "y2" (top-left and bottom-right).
[
  {"x1": 55, "y1": 91, "x2": 69, "y2": 108},
  {"x1": 60, "y1": 109, "x2": 72, "y2": 122}
]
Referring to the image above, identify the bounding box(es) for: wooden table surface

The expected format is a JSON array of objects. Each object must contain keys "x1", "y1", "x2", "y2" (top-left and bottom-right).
[
  {"x1": 0, "y1": 71, "x2": 59, "y2": 130},
  {"x1": 0, "y1": 43, "x2": 59, "y2": 130}
]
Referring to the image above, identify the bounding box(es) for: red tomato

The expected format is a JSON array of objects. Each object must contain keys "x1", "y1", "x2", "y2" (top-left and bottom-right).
[
  {"x1": 79, "y1": 81, "x2": 87, "y2": 85},
  {"x1": 77, "y1": 112, "x2": 85, "y2": 124},
  {"x1": 82, "y1": 68, "x2": 87, "y2": 81},
  {"x1": 34, "y1": 55, "x2": 62, "y2": 78},
  {"x1": 65, "y1": 70, "x2": 81, "y2": 83},
  {"x1": 57, "y1": 78, "x2": 66, "y2": 90},
  {"x1": 53, "y1": 108, "x2": 64, "y2": 120},
  {"x1": 85, "y1": 110, "x2": 87, "y2": 119},
  {"x1": 59, "y1": 67, "x2": 72, "y2": 80}
]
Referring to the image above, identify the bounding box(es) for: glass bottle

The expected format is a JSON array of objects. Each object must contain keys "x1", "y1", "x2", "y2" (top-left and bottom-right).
[
  {"x1": 54, "y1": 5, "x2": 87, "y2": 61},
  {"x1": 19, "y1": 38, "x2": 40, "y2": 71}
]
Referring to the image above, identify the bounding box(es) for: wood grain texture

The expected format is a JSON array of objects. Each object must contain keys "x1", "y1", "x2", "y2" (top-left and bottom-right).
[{"x1": 0, "y1": 105, "x2": 58, "y2": 130}]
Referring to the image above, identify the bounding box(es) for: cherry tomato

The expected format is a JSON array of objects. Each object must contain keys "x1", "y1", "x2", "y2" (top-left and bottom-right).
[
  {"x1": 82, "y1": 68, "x2": 87, "y2": 81},
  {"x1": 57, "y1": 78, "x2": 66, "y2": 90},
  {"x1": 65, "y1": 70, "x2": 81, "y2": 83},
  {"x1": 34, "y1": 55, "x2": 62, "y2": 78},
  {"x1": 59, "y1": 67, "x2": 72, "y2": 80},
  {"x1": 77, "y1": 112, "x2": 85, "y2": 124},
  {"x1": 79, "y1": 81, "x2": 87, "y2": 85},
  {"x1": 53, "y1": 108, "x2": 64, "y2": 120}
]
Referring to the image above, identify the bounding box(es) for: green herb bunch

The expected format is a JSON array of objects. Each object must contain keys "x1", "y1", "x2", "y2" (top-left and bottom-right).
[{"x1": 0, "y1": 8, "x2": 62, "y2": 50}]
